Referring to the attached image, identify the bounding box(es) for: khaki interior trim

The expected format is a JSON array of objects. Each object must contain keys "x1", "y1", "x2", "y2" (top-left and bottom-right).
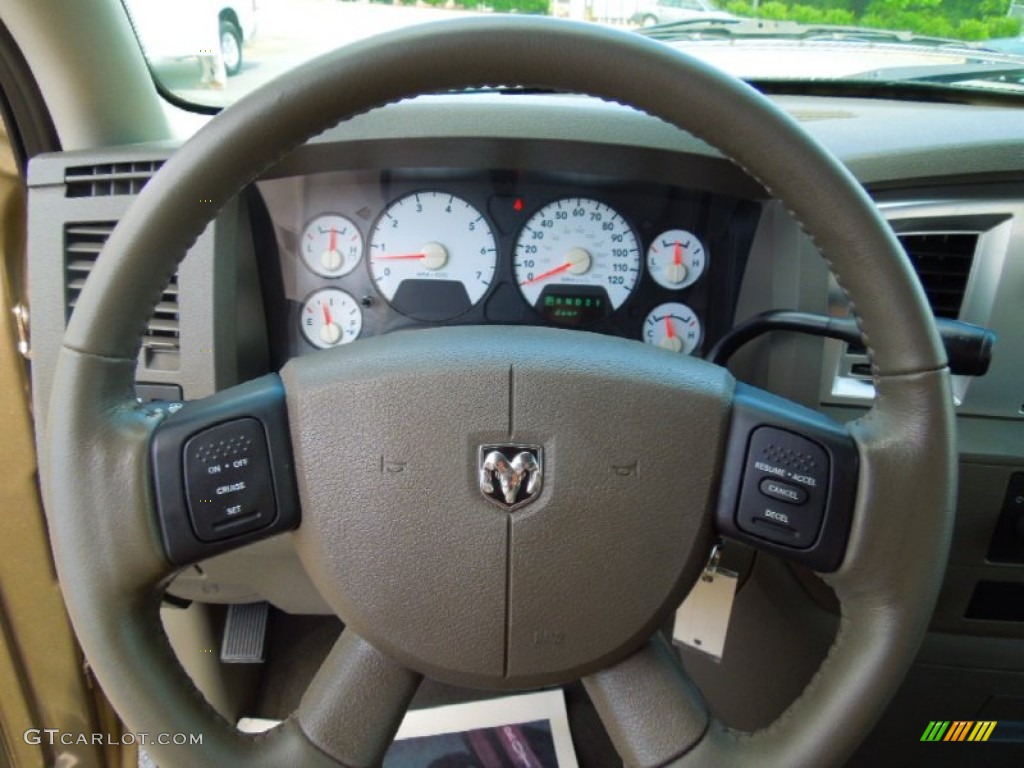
[{"x1": 0, "y1": 125, "x2": 108, "y2": 768}]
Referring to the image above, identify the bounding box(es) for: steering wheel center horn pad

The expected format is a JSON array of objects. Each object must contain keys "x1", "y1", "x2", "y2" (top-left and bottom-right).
[{"x1": 282, "y1": 325, "x2": 725, "y2": 688}]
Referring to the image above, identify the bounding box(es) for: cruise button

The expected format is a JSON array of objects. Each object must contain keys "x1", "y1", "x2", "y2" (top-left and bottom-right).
[{"x1": 759, "y1": 478, "x2": 808, "y2": 505}]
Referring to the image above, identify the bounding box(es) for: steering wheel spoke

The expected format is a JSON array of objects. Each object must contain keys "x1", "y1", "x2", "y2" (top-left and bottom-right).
[
  {"x1": 296, "y1": 631, "x2": 422, "y2": 767},
  {"x1": 715, "y1": 383, "x2": 859, "y2": 573},
  {"x1": 149, "y1": 374, "x2": 301, "y2": 566},
  {"x1": 584, "y1": 635, "x2": 709, "y2": 767}
]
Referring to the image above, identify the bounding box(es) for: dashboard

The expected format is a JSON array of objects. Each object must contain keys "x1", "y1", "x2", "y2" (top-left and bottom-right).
[
  {"x1": 22, "y1": 90, "x2": 1024, "y2": 763},
  {"x1": 258, "y1": 167, "x2": 760, "y2": 361}
]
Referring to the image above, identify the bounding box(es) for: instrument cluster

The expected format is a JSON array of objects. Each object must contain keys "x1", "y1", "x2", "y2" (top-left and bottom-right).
[{"x1": 259, "y1": 168, "x2": 761, "y2": 361}]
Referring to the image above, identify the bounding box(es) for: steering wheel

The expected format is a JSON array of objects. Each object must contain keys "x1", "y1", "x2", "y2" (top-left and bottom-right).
[{"x1": 44, "y1": 17, "x2": 954, "y2": 768}]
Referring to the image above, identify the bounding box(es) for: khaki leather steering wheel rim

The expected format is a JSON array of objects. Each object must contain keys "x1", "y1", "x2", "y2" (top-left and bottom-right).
[{"x1": 43, "y1": 17, "x2": 955, "y2": 768}]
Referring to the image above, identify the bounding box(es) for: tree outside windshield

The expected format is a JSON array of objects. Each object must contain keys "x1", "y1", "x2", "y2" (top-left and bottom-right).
[{"x1": 724, "y1": 1, "x2": 1019, "y2": 41}]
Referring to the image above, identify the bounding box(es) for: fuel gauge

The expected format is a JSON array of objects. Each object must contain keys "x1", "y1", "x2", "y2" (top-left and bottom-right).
[
  {"x1": 642, "y1": 302, "x2": 702, "y2": 355},
  {"x1": 300, "y1": 288, "x2": 362, "y2": 349}
]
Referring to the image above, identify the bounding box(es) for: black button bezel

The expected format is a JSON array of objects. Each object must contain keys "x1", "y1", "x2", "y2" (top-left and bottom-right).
[
  {"x1": 716, "y1": 384, "x2": 859, "y2": 572},
  {"x1": 150, "y1": 375, "x2": 300, "y2": 566}
]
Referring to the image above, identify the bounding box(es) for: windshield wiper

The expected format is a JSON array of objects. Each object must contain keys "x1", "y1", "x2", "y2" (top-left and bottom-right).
[
  {"x1": 847, "y1": 62, "x2": 1024, "y2": 86},
  {"x1": 637, "y1": 18, "x2": 740, "y2": 41},
  {"x1": 638, "y1": 18, "x2": 981, "y2": 50}
]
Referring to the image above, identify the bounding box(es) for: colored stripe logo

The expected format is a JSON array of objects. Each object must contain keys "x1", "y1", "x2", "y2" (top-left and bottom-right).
[{"x1": 920, "y1": 721, "x2": 997, "y2": 742}]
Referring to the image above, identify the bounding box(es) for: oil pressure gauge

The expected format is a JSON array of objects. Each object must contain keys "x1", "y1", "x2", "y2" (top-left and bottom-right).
[
  {"x1": 300, "y1": 214, "x2": 363, "y2": 278},
  {"x1": 299, "y1": 288, "x2": 362, "y2": 349},
  {"x1": 646, "y1": 229, "x2": 706, "y2": 290},
  {"x1": 642, "y1": 302, "x2": 702, "y2": 355}
]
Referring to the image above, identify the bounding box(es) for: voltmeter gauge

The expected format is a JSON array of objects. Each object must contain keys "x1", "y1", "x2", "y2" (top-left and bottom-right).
[
  {"x1": 300, "y1": 214, "x2": 363, "y2": 278},
  {"x1": 642, "y1": 302, "x2": 702, "y2": 355},
  {"x1": 299, "y1": 288, "x2": 362, "y2": 349},
  {"x1": 646, "y1": 229, "x2": 706, "y2": 290}
]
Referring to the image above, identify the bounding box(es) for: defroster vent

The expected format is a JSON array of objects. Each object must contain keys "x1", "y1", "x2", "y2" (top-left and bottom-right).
[{"x1": 64, "y1": 222, "x2": 180, "y2": 364}]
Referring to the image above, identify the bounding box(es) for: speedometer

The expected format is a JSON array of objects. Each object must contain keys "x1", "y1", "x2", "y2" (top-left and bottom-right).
[{"x1": 513, "y1": 198, "x2": 640, "y2": 324}]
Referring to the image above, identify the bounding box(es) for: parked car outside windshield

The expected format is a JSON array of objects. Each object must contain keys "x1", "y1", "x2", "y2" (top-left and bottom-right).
[
  {"x1": 124, "y1": 0, "x2": 257, "y2": 87},
  {"x1": 631, "y1": 0, "x2": 735, "y2": 28}
]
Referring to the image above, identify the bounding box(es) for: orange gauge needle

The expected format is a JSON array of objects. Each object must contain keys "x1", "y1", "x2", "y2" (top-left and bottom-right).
[
  {"x1": 664, "y1": 315, "x2": 675, "y2": 339},
  {"x1": 328, "y1": 227, "x2": 337, "y2": 253},
  {"x1": 321, "y1": 302, "x2": 333, "y2": 327},
  {"x1": 520, "y1": 262, "x2": 573, "y2": 286},
  {"x1": 673, "y1": 241, "x2": 683, "y2": 266},
  {"x1": 376, "y1": 253, "x2": 426, "y2": 260}
]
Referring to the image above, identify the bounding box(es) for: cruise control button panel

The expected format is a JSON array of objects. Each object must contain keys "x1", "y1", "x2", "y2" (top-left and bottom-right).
[
  {"x1": 184, "y1": 419, "x2": 276, "y2": 541},
  {"x1": 715, "y1": 384, "x2": 859, "y2": 573},
  {"x1": 737, "y1": 427, "x2": 829, "y2": 548},
  {"x1": 150, "y1": 375, "x2": 300, "y2": 566}
]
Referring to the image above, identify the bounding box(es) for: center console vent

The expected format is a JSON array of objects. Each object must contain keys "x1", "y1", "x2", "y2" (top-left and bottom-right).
[
  {"x1": 898, "y1": 232, "x2": 978, "y2": 319},
  {"x1": 64, "y1": 222, "x2": 180, "y2": 365},
  {"x1": 64, "y1": 160, "x2": 164, "y2": 198}
]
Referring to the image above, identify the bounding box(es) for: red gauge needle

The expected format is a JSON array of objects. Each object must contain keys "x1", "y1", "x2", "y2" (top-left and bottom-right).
[
  {"x1": 328, "y1": 227, "x2": 337, "y2": 253},
  {"x1": 673, "y1": 241, "x2": 683, "y2": 266},
  {"x1": 520, "y1": 262, "x2": 573, "y2": 286},
  {"x1": 376, "y1": 253, "x2": 426, "y2": 260},
  {"x1": 664, "y1": 315, "x2": 675, "y2": 339},
  {"x1": 321, "y1": 302, "x2": 333, "y2": 327}
]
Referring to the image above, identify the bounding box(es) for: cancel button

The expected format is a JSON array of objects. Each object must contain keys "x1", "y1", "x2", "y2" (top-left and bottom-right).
[{"x1": 759, "y1": 478, "x2": 808, "y2": 505}]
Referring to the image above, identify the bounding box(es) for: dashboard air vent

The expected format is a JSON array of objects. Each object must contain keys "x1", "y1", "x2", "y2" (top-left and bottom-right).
[
  {"x1": 64, "y1": 222, "x2": 180, "y2": 361},
  {"x1": 64, "y1": 160, "x2": 163, "y2": 197},
  {"x1": 897, "y1": 232, "x2": 977, "y2": 319}
]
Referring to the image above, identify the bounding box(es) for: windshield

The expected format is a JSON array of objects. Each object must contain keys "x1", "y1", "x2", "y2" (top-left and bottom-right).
[{"x1": 122, "y1": 0, "x2": 1024, "y2": 109}]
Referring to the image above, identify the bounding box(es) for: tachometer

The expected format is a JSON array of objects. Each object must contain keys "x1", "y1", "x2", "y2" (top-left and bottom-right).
[
  {"x1": 513, "y1": 198, "x2": 640, "y2": 324},
  {"x1": 368, "y1": 191, "x2": 498, "y2": 322}
]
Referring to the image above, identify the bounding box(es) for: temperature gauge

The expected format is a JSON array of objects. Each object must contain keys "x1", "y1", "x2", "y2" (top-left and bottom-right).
[
  {"x1": 300, "y1": 214, "x2": 363, "y2": 278},
  {"x1": 646, "y1": 229, "x2": 706, "y2": 290},
  {"x1": 642, "y1": 302, "x2": 702, "y2": 355},
  {"x1": 300, "y1": 288, "x2": 362, "y2": 349}
]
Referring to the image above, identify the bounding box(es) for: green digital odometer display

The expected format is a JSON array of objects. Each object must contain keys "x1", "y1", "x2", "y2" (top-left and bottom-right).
[{"x1": 537, "y1": 287, "x2": 609, "y2": 326}]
